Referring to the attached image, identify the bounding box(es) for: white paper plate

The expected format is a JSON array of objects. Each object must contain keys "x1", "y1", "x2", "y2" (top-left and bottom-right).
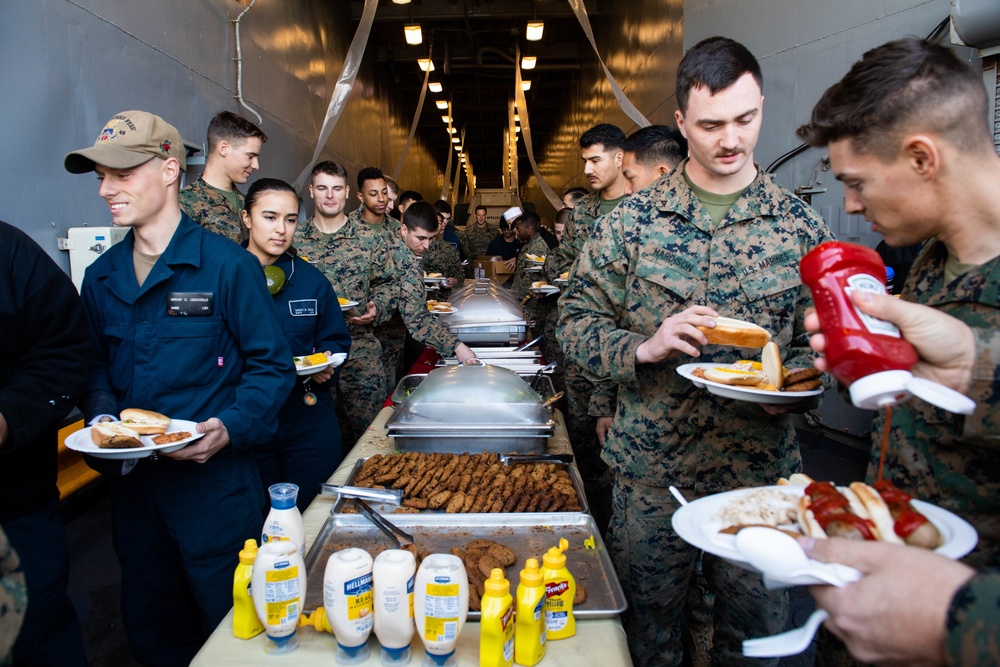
[
  {"x1": 423, "y1": 276, "x2": 448, "y2": 284},
  {"x1": 524, "y1": 266, "x2": 543, "y2": 273},
  {"x1": 677, "y1": 363, "x2": 823, "y2": 404},
  {"x1": 65, "y1": 419, "x2": 205, "y2": 459},
  {"x1": 671, "y1": 485, "x2": 978, "y2": 572},
  {"x1": 553, "y1": 277, "x2": 569, "y2": 284},
  {"x1": 429, "y1": 307, "x2": 458, "y2": 315},
  {"x1": 338, "y1": 300, "x2": 359, "y2": 311},
  {"x1": 294, "y1": 352, "x2": 347, "y2": 376},
  {"x1": 529, "y1": 285, "x2": 560, "y2": 296}
]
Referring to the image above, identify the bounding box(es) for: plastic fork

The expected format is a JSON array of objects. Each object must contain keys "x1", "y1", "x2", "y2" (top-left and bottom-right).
[{"x1": 742, "y1": 609, "x2": 829, "y2": 658}]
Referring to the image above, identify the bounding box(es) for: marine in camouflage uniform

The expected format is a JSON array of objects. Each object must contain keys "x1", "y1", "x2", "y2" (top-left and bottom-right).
[
  {"x1": 511, "y1": 232, "x2": 551, "y2": 339},
  {"x1": 351, "y1": 207, "x2": 408, "y2": 396},
  {"x1": 459, "y1": 221, "x2": 499, "y2": 262},
  {"x1": 546, "y1": 191, "x2": 613, "y2": 533},
  {"x1": 557, "y1": 161, "x2": 833, "y2": 666},
  {"x1": 393, "y1": 239, "x2": 463, "y2": 357},
  {"x1": 947, "y1": 571, "x2": 1000, "y2": 665},
  {"x1": 179, "y1": 176, "x2": 246, "y2": 243},
  {"x1": 421, "y1": 236, "x2": 464, "y2": 299},
  {"x1": 295, "y1": 215, "x2": 397, "y2": 449}
]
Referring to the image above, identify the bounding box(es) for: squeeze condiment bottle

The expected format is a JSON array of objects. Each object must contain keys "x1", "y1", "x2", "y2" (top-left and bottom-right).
[
  {"x1": 514, "y1": 558, "x2": 546, "y2": 666},
  {"x1": 480, "y1": 568, "x2": 514, "y2": 667},
  {"x1": 232, "y1": 538, "x2": 265, "y2": 639},
  {"x1": 324, "y1": 547, "x2": 375, "y2": 664},
  {"x1": 262, "y1": 483, "x2": 306, "y2": 560},
  {"x1": 252, "y1": 539, "x2": 306, "y2": 654},
  {"x1": 414, "y1": 553, "x2": 468, "y2": 667},
  {"x1": 541, "y1": 537, "x2": 576, "y2": 640},
  {"x1": 373, "y1": 549, "x2": 417, "y2": 667},
  {"x1": 800, "y1": 241, "x2": 975, "y2": 414}
]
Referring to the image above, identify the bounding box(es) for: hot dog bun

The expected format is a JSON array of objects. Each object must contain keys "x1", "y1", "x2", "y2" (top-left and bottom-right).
[
  {"x1": 761, "y1": 342, "x2": 784, "y2": 390},
  {"x1": 118, "y1": 408, "x2": 170, "y2": 435},
  {"x1": 848, "y1": 483, "x2": 904, "y2": 545},
  {"x1": 703, "y1": 366, "x2": 765, "y2": 386},
  {"x1": 698, "y1": 317, "x2": 772, "y2": 348},
  {"x1": 798, "y1": 481, "x2": 880, "y2": 541},
  {"x1": 851, "y1": 481, "x2": 943, "y2": 549},
  {"x1": 91, "y1": 422, "x2": 144, "y2": 449}
]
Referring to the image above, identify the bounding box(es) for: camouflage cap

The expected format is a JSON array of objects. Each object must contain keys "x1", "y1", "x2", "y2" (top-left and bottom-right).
[{"x1": 65, "y1": 110, "x2": 187, "y2": 174}]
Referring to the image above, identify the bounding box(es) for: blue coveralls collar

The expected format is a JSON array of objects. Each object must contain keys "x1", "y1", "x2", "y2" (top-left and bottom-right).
[
  {"x1": 91, "y1": 214, "x2": 204, "y2": 305},
  {"x1": 652, "y1": 159, "x2": 786, "y2": 232}
]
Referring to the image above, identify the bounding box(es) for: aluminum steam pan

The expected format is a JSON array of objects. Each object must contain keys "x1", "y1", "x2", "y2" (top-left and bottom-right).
[
  {"x1": 303, "y1": 511, "x2": 625, "y2": 620},
  {"x1": 332, "y1": 455, "x2": 588, "y2": 516}
]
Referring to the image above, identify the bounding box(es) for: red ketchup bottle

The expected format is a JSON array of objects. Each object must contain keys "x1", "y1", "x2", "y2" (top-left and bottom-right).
[{"x1": 800, "y1": 241, "x2": 973, "y2": 412}]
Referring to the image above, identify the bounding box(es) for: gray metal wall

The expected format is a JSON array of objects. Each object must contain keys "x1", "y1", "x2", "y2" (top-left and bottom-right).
[{"x1": 0, "y1": 0, "x2": 443, "y2": 271}]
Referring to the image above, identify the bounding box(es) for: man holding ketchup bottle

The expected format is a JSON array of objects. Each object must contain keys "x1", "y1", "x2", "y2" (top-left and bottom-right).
[{"x1": 797, "y1": 36, "x2": 1000, "y2": 667}]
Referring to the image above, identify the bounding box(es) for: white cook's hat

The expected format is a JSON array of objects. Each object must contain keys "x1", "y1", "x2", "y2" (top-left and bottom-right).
[{"x1": 501, "y1": 206, "x2": 523, "y2": 224}]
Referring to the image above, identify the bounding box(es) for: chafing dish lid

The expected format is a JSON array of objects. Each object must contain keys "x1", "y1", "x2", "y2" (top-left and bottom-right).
[{"x1": 399, "y1": 364, "x2": 542, "y2": 405}]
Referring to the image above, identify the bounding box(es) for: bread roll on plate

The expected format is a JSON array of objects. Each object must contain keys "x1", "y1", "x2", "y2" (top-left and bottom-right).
[
  {"x1": 698, "y1": 317, "x2": 771, "y2": 348},
  {"x1": 91, "y1": 422, "x2": 144, "y2": 449},
  {"x1": 118, "y1": 408, "x2": 170, "y2": 435}
]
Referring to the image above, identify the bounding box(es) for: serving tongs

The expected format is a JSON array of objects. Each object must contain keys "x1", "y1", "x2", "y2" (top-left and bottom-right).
[
  {"x1": 319, "y1": 484, "x2": 403, "y2": 506},
  {"x1": 355, "y1": 499, "x2": 414, "y2": 549},
  {"x1": 500, "y1": 453, "x2": 574, "y2": 466},
  {"x1": 529, "y1": 361, "x2": 558, "y2": 391},
  {"x1": 514, "y1": 335, "x2": 544, "y2": 353}
]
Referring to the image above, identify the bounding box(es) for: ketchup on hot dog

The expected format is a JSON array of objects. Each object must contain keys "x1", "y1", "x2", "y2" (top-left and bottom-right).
[
  {"x1": 805, "y1": 481, "x2": 878, "y2": 540},
  {"x1": 872, "y1": 480, "x2": 929, "y2": 540}
]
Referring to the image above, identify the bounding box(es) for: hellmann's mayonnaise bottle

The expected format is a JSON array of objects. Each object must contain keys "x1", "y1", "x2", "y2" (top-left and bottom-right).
[
  {"x1": 541, "y1": 537, "x2": 576, "y2": 640},
  {"x1": 514, "y1": 558, "x2": 546, "y2": 665},
  {"x1": 480, "y1": 568, "x2": 514, "y2": 667}
]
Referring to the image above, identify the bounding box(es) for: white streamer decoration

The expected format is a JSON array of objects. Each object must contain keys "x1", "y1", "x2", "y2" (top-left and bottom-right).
[
  {"x1": 293, "y1": 0, "x2": 379, "y2": 191},
  {"x1": 566, "y1": 0, "x2": 651, "y2": 129},
  {"x1": 514, "y1": 44, "x2": 564, "y2": 211},
  {"x1": 393, "y1": 45, "x2": 432, "y2": 182}
]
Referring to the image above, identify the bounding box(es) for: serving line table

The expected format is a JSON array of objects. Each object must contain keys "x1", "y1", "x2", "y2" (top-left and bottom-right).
[{"x1": 192, "y1": 407, "x2": 633, "y2": 666}]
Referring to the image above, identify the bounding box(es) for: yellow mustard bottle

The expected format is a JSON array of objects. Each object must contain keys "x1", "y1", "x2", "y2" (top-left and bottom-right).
[
  {"x1": 541, "y1": 537, "x2": 576, "y2": 640},
  {"x1": 480, "y1": 568, "x2": 515, "y2": 667},
  {"x1": 514, "y1": 558, "x2": 546, "y2": 666},
  {"x1": 233, "y1": 539, "x2": 265, "y2": 639}
]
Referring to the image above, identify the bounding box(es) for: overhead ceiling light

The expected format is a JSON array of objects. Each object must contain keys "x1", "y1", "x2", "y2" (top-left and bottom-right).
[
  {"x1": 513, "y1": 113, "x2": 520, "y2": 123},
  {"x1": 428, "y1": 82, "x2": 442, "y2": 93},
  {"x1": 526, "y1": 21, "x2": 544, "y2": 41},
  {"x1": 521, "y1": 56, "x2": 537, "y2": 70},
  {"x1": 448, "y1": 127, "x2": 457, "y2": 134},
  {"x1": 392, "y1": 0, "x2": 411, "y2": 4},
  {"x1": 515, "y1": 125, "x2": 521, "y2": 133},
  {"x1": 417, "y1": 58, "x2": 435, "y2": 72},
  {"x1": 521, "y1": 80, "x2": 531, "y2": 91},
  {"x1": 404, "y1": 25, "x2": 422, "y2": 45},
  {"x1": 435, "y1": 100, "x2": 448, "y2": 110},
  {"x1": 441, "y1": 115, "x2": 452, "y2": 123},
  {"x1": 452, "y1": 137, "x2": 460, "y2": 144}
]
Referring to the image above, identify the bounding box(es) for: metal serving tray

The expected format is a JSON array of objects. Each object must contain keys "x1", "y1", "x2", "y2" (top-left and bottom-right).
[
  {"x1": 331, "y1": 455, "x2": 589, "y2": 516},
  {"x1": 390, "y1": 374, "x2": 556, "y2": 406},
  {"x1": 302, "y1": 512, "x2": 626, "y2": 620}
]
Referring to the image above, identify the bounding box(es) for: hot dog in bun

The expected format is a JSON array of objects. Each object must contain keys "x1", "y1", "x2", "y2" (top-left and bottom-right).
[
  {"x1": 118, "y1": 408, "x2": 171, "y2": 435},
  {"x1": 697, "y1": 317, "x2": 771, "y2": 348},
  {"x1": 851, "y1": 480, "x2": 944, "y2": 549},
  {"x1": 91, "y1": 422, "x2": 144, "y2": 449}
]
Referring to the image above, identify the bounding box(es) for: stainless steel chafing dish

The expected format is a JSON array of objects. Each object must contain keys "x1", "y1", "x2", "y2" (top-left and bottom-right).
[
  {"x1": 384, "y1": 364, "x2": 555, "y2": 453},
  {"x1": 436, "y1": 279, "x2": 527, "y2": 345}
]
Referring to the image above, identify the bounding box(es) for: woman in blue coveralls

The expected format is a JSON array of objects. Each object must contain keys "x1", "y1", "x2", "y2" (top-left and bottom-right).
[{"x1": 242, "y1": 178, "x2": 352, "y2": 509}]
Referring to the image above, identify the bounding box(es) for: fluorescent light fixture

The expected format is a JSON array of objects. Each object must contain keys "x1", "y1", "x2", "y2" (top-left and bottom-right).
[
  {"x1": 513, "y1": 113, "x2": 520, "y2": 123},
  {"x1": 404, "y1": 25, "x2": 422, "y2": 45},
  {"x1": 515, "y1": 125, "x2": 521, "y2": 132},
  {"x1": 417, "y1": 58, "x2": 435, "y2": 72},
  {"x1": 526, "y1": 21, "x2": 544, "y2": 41},
  {"x1": 521, "y1": 80, "x2": 531, "y2": 91},
  {"x1": 392, "y1": 0, "x2": 410, "y2": 4},
  {"x1": 452, "y1": 137, "x2": 460, "y2": 143},
  {"x1": 435, "y1": 100, "x2": 448, "y2": 110},
  {"x1": 441, "y1": 115, "x2": 452, "y2": 123},
  {"x1": 428, "y1": 82, "x2": 442, "y2": 93},
  {"x1": 521, "y1": 56, "x2": 537, "y2": 70},
  {"x1": 448, "y1": 127, "x2": 457, "y2": 133}
]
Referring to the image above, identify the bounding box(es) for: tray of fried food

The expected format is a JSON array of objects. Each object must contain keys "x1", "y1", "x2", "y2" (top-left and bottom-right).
[
  {"x1": 333, "y1": 451, "x2": 587, "y2": 515},
  {"x1": 302, "y1": 511, "x2": 626, "y2": 619}
]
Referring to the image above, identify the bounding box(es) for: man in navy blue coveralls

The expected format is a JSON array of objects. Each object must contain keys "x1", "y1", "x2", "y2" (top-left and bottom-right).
[{"x1": 66, "y1": 110, "x2": 294, "y2": 666}]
